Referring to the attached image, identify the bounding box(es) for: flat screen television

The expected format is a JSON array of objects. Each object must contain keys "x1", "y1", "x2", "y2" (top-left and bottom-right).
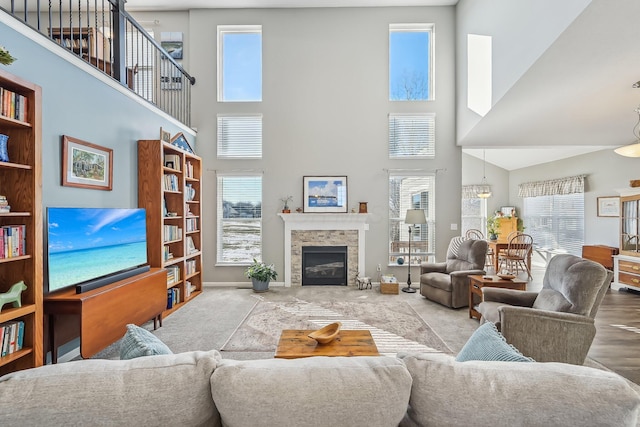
[{"x1": 45, "y1": 207, "x2": 149, "y2": 294}]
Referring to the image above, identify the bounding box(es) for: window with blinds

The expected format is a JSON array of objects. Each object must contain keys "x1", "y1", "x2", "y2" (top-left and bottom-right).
[
  {"x1": 389, "y1": 113, "x2": 435, "y2": 158},
  {"x1": 217, "y1": 25, "x2": 262, "y2": 102},
  {"x1": 217, "y1": 114, "x2": 263, "y2": 158},
  {"x1": 523, "y1": 193, "x2": 584, "y2": 256},
  {"x1": 461, "y1": 197, "x2": 487, "y2": 237},
  {"x1": 216, "y1": 174, "x2": 262, "y2": 264},
  {"x1": 388, "y1": 174, "x2": 436, "y2": 264}
]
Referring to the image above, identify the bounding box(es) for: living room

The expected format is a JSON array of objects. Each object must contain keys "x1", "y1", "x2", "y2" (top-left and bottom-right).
[{"x1": 2, "y1": 0, "x2": 640, "y2": 424}]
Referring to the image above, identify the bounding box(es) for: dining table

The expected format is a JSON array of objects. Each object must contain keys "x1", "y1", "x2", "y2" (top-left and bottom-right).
[{"x1": 487, "y1": 237, "x2": 532, "y2": 274}]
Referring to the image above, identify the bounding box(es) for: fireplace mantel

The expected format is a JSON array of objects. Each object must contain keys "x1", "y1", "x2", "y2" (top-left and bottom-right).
[{"x1": 278, "y1": 213, "x2": 369, "y2": 286}]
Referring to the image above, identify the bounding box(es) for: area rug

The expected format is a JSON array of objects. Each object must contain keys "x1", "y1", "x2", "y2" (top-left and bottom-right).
[{"x1": 220, "y1": 298, "x2": 452, "y2": 356}]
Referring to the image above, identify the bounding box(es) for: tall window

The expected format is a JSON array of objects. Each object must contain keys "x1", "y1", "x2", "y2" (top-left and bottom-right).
[
  {"x1": 389, "y1": 113, "x2": 435, "y2": 158},
  {"x1": 389, "y1": 24, "x2": 434, "y2": 101},
  {"x1": 520, "y1": 175, "x2": 585, "y2": 256},
  {"x1": 217, "y1": 114, "x2": 263, "y2": 158},
  {"x1": 389, "y1": 174, "x2": 436, "y2": 264},
  {"x1": 217, "y1": 25, "x2": 262, "y2": 102},
  {"x1": 461, "y1": 185, "x2": 488, "y2": 236},
  {"x1": 216, "y1": 174, "x2": 262, "y2": 264}
]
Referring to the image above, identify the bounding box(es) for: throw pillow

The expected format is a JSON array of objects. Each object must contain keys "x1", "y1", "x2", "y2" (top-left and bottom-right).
[
  {"x1": 120, "y1": 324, "x2": 173, "y2": 360},
  {"x1": 455, "y1": 322, "x2": 534, "y2": 362}
]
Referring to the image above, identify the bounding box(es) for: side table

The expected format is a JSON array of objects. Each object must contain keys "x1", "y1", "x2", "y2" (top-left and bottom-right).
[{"x1": 468, "y1": 275, "x2": 527, "y2": 320}]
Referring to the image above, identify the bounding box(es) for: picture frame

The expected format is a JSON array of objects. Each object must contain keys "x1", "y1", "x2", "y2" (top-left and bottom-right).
[
  {"x1": 160, "y1": 127, "x2": 171, "y2": 144},
  {"x1": 62, "y1": 135, "x2": 113, "y2": 191},
  {"x1": 170, "y1": 132, "x2": 194, "y2": 154},
  {"x1": 597, "y1": 196, "x2": 620, "y2": 217},
  {"x1": 303, "y1": 176, "x2": 348, "y2": 213}
]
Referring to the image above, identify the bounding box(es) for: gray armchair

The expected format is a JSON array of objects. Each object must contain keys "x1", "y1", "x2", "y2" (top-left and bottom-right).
[
  {"x1": 477, "y1": 254, "x2": 612, "y2": 365},
  {"x1": 419, "y1": 237, "x2": 488, "y2": 308}
]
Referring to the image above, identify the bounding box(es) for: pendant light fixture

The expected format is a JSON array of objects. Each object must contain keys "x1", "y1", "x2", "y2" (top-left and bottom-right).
[
  {"x1": 614, "y1": 105, "x2": 640, "y2": 157},
  {"x1": 477, "y1": 149, "x2": 492, "y2": 198}
]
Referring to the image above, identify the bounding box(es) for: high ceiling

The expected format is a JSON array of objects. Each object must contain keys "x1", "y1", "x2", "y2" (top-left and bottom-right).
[
  {"x1": 124, "y1": 0, "x2": 458, "y2": 12},
  {"x1": 122, "y1": 0, "x2": 639, "y2": 170}
]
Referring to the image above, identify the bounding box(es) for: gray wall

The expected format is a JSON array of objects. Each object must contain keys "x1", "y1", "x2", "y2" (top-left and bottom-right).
[
  {"x1": 183, "y1": 7, "x2": 459, "y2": 283},
  {"x1": 461, "y1": 152, "x2": 510, "y2": 217}
]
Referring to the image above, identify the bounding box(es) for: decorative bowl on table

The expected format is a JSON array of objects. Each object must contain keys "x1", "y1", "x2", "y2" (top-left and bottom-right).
[
  {"x1": 308, "y1": 322, "x2": 341, "y2": 344},
  {"x1": 497, "y1": 273, "x2": 516, "y2": 280}
]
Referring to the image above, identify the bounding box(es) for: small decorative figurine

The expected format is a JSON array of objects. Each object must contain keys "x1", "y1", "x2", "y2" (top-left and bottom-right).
[{"x1": 0, "y1": 281, "x2": 27, "y2": 312}]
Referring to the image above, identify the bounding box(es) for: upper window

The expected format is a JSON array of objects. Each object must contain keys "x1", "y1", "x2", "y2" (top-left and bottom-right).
[
  {"x1": 389, "y1": 24, "x2": 433, "y2": 101},
  {"x1": 217, "y1": 25, "x2": 262, "y2": 102},
  {"x1": 217, "y1": 114, "x2": 263, "y2": 159},
  {"x1": 389, "y1": 113, "x2": 435, "y2": 158}
]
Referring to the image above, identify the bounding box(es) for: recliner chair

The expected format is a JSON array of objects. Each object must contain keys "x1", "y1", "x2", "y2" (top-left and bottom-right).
[
  {"x1": 477, "y1": 254, "x2": 612, "y2": 365},
  {"x1": 419, "y1": 237, "x2": 488, "y2": 308}
]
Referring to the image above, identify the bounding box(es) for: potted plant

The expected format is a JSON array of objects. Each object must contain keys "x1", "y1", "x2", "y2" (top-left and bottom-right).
[
  {"x1": 280, "y1": 196, "x2": 293, "y2": 213},
  {"x1": 245, "y1": 259, "x2": 278, "y2": 293},
  {"x1": 487, "y1": 216, "x2": 500, "y2": 241}
]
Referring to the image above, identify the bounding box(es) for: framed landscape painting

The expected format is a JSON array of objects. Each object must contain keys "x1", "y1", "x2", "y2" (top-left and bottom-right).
[
  {"x1": 303, "y1": 176, "x2": 348, "y2": 213},
  {"x1": 61, "y1": 135, "x2": 113, "y2": 191},
  {"x1": 597, "y1": 196, "x2": 620, "y2": 217}
]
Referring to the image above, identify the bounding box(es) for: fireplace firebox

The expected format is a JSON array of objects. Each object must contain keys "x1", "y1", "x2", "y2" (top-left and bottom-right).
[{"x1": 302, "y1": 246, "x2": 348, "y2": 286}]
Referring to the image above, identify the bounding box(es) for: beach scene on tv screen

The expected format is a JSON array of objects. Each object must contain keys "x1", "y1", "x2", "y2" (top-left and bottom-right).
[{"x1": 47, "y1": 208, "x2": 147, "y2": 291}]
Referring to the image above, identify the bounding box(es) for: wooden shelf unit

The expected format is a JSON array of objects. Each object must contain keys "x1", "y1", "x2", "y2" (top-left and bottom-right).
[
  {"x1": 0, "y1": 68, "x2": 42, "y2": 375},
  {"x1": 50, "y1": 27, "x2": 109, "y2": 62},
  {"x1": 138, "y1": 139, "x2": 202, "y2": 315}
]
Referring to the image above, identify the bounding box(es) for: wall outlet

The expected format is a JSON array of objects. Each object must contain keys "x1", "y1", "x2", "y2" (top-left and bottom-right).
[{"x1": 376, "y1": 264, "x2": 382, "y2": 272}]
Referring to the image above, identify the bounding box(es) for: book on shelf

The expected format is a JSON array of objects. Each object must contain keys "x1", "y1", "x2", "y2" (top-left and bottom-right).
[
  {"x1": 185, "y1": 184, "x2": 196, "y2": 202},
  {"x1": 163, "y1": 225, "x2": 182, "y2": 242},
  {"x1": 0, "y1": 87, "x2": 28, "y2": 122},
  {"x1": 163, "y1": 174, "x2": 179, "y2": 192},
  {"x1": 0, "y1": 320, "x2": 24, "y2": 357},
  {"x1": 186, "y1": 236, "x2": 197, "y2": 254},
  {"x1": 164, "y1": 154, "x2": 181, "y2": 171},
  {"x1": 166, "y1": 265, "x2": 180, "y2": 286},
  {"x1": 0, "y1": 225, "x2": 26, "y2": 259},
  {"x1": 186, "y1": 217, "x2": 198, "y2": 232},
  {"x1": 167, "y1": 287, "x2": 181, "y2": 309},
  {"x1": 185, "y1": 259, "x2": 197, "y2": 275},
  {"x1": 185, "y1": 161, "x2": 194, "y2": 178}
]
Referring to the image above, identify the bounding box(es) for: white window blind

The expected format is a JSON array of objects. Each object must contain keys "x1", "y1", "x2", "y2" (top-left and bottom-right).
[
  {"x1": 523, "y1": 193, "x2": 584, "y2": 256},
  {"x1": 388, "y1": 174, "x2": 436, "y2": 264},
  {"x1": 389, "y1": 114, "x2": 435, "y2": 158},
  {"x1": 217, "y1": 114, "x2": 263, "y2": 158},
  {"x1": 216, "y1": 174, "x2": 262, "y2": 264}
]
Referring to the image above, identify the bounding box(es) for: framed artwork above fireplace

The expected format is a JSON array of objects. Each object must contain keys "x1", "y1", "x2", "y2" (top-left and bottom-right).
[{"x1": 303, "y1": 176, "x2": 348, "y2": 213}]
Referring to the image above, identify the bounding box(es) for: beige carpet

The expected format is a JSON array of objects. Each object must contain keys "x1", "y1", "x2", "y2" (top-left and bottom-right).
[{"x1": 220, "y1": 297, "x2": 452, "y2": 356}]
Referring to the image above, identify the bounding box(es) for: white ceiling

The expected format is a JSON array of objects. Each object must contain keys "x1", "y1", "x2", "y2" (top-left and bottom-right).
[
  {"x1": 463, "y1": 146, "x2": 612, "y2": 171},
  {"x1": 124, "y1": 0, "x2": 458, "y2": 12}
]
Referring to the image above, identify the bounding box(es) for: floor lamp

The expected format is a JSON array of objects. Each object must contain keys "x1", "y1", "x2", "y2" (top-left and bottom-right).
[{"x1": 402, "y1": 209, "x2": 428, "y2": 293}]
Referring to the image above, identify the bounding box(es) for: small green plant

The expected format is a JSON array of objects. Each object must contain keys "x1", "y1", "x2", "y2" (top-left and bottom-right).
[
  {"x1": 487, "y1": 216, "x2": 500, "y2": 239},
  {"x1": 280, "y1": 196, "x2": 293, "y2": 210},
  {"x1": 0, "y1": 46, "x2": 16, "y2": 65},
  {"x1": 245, "y1": 259, "x2": 278, "y2": 282}
]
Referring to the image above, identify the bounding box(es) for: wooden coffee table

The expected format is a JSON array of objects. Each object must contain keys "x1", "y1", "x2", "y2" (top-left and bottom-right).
[
  {"x1": 468, "y1": 275, "x2": 527, "y2": 320},
  {"x1": 275, "y1": 329, "x2": 379, "y2": 359}
]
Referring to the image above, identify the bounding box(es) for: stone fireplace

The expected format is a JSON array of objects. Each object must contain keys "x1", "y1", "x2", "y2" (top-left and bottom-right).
[{"x1": 278, "y1": 213, "x2": 369, "y2": 286}]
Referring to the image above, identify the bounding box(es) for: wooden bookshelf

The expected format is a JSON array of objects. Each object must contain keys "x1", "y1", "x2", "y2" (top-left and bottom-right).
[
  {"x1": 0, "y1": 69, "x2": 42, "y2": 375},
  {"x1": 138, "y1": 139, "x2": 202, "y2": 316},
  {"x1": 50, "y1": 27, "x2": 109, "y2": 62}
]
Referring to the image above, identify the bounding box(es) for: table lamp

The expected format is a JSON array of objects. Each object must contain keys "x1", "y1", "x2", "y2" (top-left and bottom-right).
[{"x1": 403, "y1": 208, "x2": 428, "y2": 293}]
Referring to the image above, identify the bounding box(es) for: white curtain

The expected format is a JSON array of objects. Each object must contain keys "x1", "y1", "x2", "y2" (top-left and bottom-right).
[{"x1": 518, "y1": 175, "x2": 586, "y2": 198}]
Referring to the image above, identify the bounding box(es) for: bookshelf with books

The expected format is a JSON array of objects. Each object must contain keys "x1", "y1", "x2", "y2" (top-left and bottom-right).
[
  {"x1": 138, "y1": 139, "x2": 202, "y2": 316},
  {"x1": 50, "y1": 27, "x2": 109, "y2": 62},
  {"x1": 0, "y1": 68, "x2": 43, "y2": 375}
]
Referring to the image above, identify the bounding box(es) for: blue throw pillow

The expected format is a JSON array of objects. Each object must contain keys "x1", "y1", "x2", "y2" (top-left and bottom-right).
[
  {"x1": 455, "y1": 322, "x2": 534, "y2": 362},
  {"x1": 120, "y1": 324, "x2": 173, "y2": 360}
]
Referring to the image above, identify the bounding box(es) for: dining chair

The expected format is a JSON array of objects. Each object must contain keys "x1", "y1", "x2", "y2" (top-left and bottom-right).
[
  {"x1": 465, "y1": 229, "x2": 493, "y2": 268},
  {"x1": 497, "y1": 233, "x2": 534, "y2": 279}
]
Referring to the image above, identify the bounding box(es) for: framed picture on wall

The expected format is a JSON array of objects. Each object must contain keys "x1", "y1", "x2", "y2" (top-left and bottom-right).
[
  {"x1": 303, "y1": 176, "x2": 348, "y2": 213},
  {"x1": 61, "y1": 135, "x2": 113, "y2": 191},
  {"x1": 597, "y1": 196, "x2": 620, "y2": 217}
]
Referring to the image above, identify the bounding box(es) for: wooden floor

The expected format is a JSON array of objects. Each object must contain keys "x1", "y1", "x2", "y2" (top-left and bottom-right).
[
  {"x1": 591, "y1": 287, "x2": 640, "y2": 384},
  {"x1": 518, "y1": 259, "x2": 640, "y2": 384}
]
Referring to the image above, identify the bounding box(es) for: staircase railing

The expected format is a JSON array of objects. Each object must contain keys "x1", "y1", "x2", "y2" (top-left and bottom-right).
[{"x1": 1, "y1": 0, "x2": 195, "y2": 127}]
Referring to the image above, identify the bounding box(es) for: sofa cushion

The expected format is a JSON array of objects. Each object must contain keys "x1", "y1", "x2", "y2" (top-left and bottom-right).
[
  {"x1": 532, "y1": 288, "x2": 572, "y2": 312},
  {"x1": 120, "y1": 323, "x2": 173, "y2": 359},
  {"x1": 455, "y1": 322, "x2": 534, "y2": 362},
  {"x1": 0, "y1": 350, "x2": 222, "y2": 427},
  {"x1": 210, "y1": 356, "x2": 412, "y2": 427},
  {"x1": 420, "y1": 272, "x2": 451, "y2": 292},
  {"x1": 397, "y1": 352, "x2": 640, "y2": 427}
]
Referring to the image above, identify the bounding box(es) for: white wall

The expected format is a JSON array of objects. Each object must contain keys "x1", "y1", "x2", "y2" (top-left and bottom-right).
[{"x1": 183, "y1": 7, "x2": 459, "y2": 283}]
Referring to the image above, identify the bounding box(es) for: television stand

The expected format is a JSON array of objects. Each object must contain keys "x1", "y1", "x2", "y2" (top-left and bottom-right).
[{"x1": 44, "y1": 268, "x2": 167, "y2": 363}]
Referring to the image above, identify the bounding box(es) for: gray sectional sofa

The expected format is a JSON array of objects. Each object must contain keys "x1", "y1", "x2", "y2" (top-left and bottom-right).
[{"x1": 1, "y1": 350, "x2": 639, "y2": 426}]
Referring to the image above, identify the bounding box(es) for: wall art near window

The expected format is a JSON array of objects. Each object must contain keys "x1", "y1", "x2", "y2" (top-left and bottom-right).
[
  {"x1": 61, "y1": 135, "x2": 113, "y2": 191},
  {"x1": 303, "y1": 176, "x2": 348, "y2": 213},
  {"x1": 160, "y1": 32, "x2": 183, "y2": 60},
  {"x1": 597, "y1": 196, "x2": 620, "y2": 217}
]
